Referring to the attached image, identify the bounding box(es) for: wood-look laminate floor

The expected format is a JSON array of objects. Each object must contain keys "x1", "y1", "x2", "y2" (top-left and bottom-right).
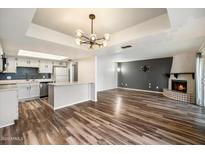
[{"x1": 0, "y1": 88, "x2": 205, "y2": 145}]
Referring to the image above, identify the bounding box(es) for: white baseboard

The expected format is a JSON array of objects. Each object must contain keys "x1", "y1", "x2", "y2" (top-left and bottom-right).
[
  {"x1": 118, "y1": 87, "x2": 162, "y2": 94},
  {"x1": 91, "y1": 98, "x2": 97, "y2": 102},
  {"x1": 54, "y1": 99, "x2": 92, "y2": 110},
  {"x1": 97, "y1": 87, "x2": 117, "y2": 92},
  {"x1": 0, "y1": 122, "x2": 14, "y2": 129},
  {"x1": 43, "y1": 101, "x2": 54, "y2": 109},
  {"x1": 19, "y1": 96, "x2": 40, "y2": 102}
]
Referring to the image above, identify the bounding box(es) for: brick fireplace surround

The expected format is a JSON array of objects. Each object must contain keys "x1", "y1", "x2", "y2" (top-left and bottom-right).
[{"x1": 163, "y1": 88, "x2": 195, "y2": 104}]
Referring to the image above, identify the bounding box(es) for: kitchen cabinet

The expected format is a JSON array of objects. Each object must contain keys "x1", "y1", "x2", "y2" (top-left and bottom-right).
[
  {"x1": 3, "y1": 57, "x2": 17, "y2": 73},
  {"x1": 17, "y1": 83, "x2": 30, "y2": 100},
  {"x1": 17, "y1": 83, "x2": 40, "y2": 100},
  {"x1": 39, "y1": 60, "x2": 52, "y2": 73},
  {"x1": 5, "y1": 56, "x2": 67, "y2": 73},
  {"x1": 30, "y1": 83, "x2": 40, "y2": 98},
  {"x1": 17, "y1": 58, "x2": 39, "y2": 68},
  {"x1": 29, "y1": 59, "x2": 39, "y2": 68},
  {"x1": 53, "y1": 61, "x2": 67, "y2": 67},
  {"x1": 17, "y1": 58, "x2": 29, "y2": 67}
]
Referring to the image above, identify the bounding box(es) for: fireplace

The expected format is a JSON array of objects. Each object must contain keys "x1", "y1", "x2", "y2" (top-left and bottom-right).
[{"x1": 172, "y1": 80, "x2": 187, "y2": 93}]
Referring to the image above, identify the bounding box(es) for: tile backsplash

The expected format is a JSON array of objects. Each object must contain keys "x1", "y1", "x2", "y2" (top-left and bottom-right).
[{"x1": 0, "y1": 67, "x2": 51, "y2": 80}]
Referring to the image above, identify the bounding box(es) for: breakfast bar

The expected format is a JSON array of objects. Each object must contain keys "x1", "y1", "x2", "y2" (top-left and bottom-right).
[{"x1": 48, "y1": 82, "x2": 96, "y2": 110}]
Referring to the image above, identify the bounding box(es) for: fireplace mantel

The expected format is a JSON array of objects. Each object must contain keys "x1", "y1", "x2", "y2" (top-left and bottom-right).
[{"x1": 166, "y1": 72, "x2": 195, "y2": 79}]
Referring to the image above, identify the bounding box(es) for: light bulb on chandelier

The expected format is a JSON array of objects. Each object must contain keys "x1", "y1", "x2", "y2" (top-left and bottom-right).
[
  {"x1": 104, "y1": 33, "x2": 110, "y2": 40},
  {"x1": 75, "y1": 38, "x2": 81, "y2": 45},
  {"x1": 103, "y1": 41, "x2": 107, "y2": 47},
  {"x1": 75, "y1": 29, "x2": 83, "y2": 37},
  {"x1": 90, "y1": 34, "x2": 97, "y2": 42}
]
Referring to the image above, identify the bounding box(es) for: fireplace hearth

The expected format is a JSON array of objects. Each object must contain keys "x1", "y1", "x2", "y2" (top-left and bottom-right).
[{"x1": 172, "y1": 80, "x2": 187, "y2": 93}]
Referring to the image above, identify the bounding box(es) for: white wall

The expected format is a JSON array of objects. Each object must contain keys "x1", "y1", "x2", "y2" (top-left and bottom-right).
[
  {"x1": 78, "y1": 56, "x2": 95, "y2": 83},
  {"x1": 203, "y1": 55, "x2": 205, "y2": 106},
  {"x1": 0, "y1": 42, "x2": 3, "y2": 55},
  {"x1": 96, "y1": 54, "x2": 118, "y2": 91}
]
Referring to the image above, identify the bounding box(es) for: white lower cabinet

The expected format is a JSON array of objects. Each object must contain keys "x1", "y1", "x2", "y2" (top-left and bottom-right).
[
  {"x1": 17, "y1": 83, "x2": 40, "y2": 100},
  {"x1": 17, "y1": 84, "x2": 30, "y2": 100},
  {"x1": 30, "y1": 83, "x2": 40, "y2": 98}
]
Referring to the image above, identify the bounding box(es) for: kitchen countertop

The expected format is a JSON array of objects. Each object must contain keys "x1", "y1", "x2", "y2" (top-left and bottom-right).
[
  {"x1": 48, "y1": 82, "x2": 94, "y2": 86},
  {"x1": 0, "y1": 79, "x2": 54, "y2": 85},
  {"x1": 0, "y1": 85, "x2": 17, "y2": 92}
]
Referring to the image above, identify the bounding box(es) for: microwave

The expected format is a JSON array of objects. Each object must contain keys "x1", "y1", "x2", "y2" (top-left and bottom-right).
[{"x1": 0, "y1": 56, "x2": 6, "y2": 72}]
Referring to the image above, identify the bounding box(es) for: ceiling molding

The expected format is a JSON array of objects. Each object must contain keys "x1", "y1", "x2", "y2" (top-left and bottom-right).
[{"x1": 26, "y1": 23, "x2": 87, "y2": 51}]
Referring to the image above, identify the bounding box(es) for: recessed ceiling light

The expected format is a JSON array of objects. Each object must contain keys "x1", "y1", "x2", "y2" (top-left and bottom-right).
[{"x1": 18, "y1": 50, "x2": 68, "y2": 60}]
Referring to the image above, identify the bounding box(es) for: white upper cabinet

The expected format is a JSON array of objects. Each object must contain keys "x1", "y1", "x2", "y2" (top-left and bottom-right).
[
  {"x1": 39, "y1": 60, "x2": 53, "y2": 73},
  {"x1": 29, "y1": 59, "x2": 39, "y2": 68},
  {"x1": 17, "y1": 58, "x2": 39, "y2": 68},
  {"x1": 16, "y1": 58, "x2": 27, "y2": 67},
  {"x1": 5, "y1": 56, "x2": 67, "y2": 74},
  {"x1": 53, "y1": 61, "x2": 67, "y2": 67},
  {"x1": 4, "y1": 57, "x2": 17, "y2": 73}
]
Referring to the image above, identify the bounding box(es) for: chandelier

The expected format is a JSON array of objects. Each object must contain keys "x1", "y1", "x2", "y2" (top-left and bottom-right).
[{"x1": 75, "y1": 14, "x2": 110, "y2": 49}]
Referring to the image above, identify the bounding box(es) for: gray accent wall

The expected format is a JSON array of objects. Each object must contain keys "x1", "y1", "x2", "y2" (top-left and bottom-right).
[{"x1": 118, "y1": 57, "x2": 173, "y2": 92}]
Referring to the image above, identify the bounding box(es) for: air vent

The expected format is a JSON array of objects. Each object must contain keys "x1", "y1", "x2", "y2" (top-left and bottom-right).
[{"x1": 121, "y1": 45, "x2": 132, "y2": 49}]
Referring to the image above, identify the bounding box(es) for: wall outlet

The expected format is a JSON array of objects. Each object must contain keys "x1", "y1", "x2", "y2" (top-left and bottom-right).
[
  {"x1": 6, "y1": 76, "x2": 12, "y2": 80},
  {"x1": 148, "y1": 83, "x2": 151, "y2": 88}
]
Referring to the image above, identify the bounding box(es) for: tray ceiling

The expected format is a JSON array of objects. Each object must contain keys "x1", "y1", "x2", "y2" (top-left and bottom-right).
[{"x1": 32, "y1": 8, "x2": 167, "y2": 37}]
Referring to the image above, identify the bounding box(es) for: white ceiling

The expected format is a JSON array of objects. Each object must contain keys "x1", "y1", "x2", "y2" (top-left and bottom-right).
[
  {"x1": 0, "y1": 8, "x2": 205, "y2": 61},
  {"x1": 32, "y1": 8, "x2": 167, "y2": 37}
]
